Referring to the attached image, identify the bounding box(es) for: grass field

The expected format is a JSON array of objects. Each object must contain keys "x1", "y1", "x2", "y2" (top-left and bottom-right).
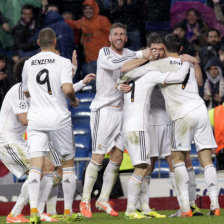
[{"x1": 1, "y1": 210, "x2": 224, "y2": 224}]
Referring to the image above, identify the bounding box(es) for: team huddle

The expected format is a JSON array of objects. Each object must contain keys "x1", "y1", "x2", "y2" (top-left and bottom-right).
[{"x1": 0, "y1": 22, "x2": 220, "y2": 224}]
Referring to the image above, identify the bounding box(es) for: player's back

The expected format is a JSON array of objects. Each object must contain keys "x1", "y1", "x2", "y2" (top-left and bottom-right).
[
  {"x1": 22, "y1": 51, "x2": 72, "y2": 130},
  {"x1": 0, "y1": 83, "x2": 28, "y2": 145},
  {"x1": 158, "y1": 57, "x2": 204, "y2": 121}
]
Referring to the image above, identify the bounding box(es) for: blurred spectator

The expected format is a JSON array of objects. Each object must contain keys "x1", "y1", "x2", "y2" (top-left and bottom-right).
[
  {"x1": 198, "y1": 28, "x2": 224, "y2": 71},
  {"x1": 66, "y1": 0, "x2": 111, "y2": 82},
  {"x1": 107, "y1": 0, "x2": 144, "y2": 50},
  {"x1": 12, "y1": 4, "x2": 40, "y2": 57},
  {"x1": 0, "y1": 11, "x2": 10, "y2": 33},
  {"x1": 203, "y1": 56, "x2": 224, "y2": 109},
  {"x1": 31, "y1": 4, "x2": 75, "y2": 59},
  {"x1": 179, "y1": 8, "x2": 209, "y2": 50},
  {"x1": 213, "y1": 0, "x2": 224, "y2": 23},
  {"x1": 0, "y1": 55, "x2": 15, "y2": 108}
]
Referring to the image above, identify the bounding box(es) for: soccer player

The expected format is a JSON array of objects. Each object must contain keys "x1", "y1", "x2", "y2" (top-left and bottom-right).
[
  {"x1": 121, "y1": 34, "x2": 220, "y2": 217},
  {"x1": 22, "y1": 28, "x2": 79, "y2": 224},
  {"x1": 79, "y1": 22, "x2": 151, "y2": 218},
  {"x1": 122, "y1": 55, "x2": 190, "y2": 219}
]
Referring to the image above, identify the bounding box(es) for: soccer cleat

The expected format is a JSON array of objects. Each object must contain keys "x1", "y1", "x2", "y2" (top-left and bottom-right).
[
  {"x1": 62, "y1": 213, "x2": 83, "y2": 223},
  {"x1": 29, "y1": 213, "x2": 41, "y2": 224},
  {"x1": 181, "y1": 209, "x2": 193, "y2": 217},
  {"x1": 7, "y1": 214, "x2": 29, "y2": 223},
  {"x1": 124, "y1": 211, "x2": 145, "y2": 219},
  {"x1": 142, "y1": 209, "x2": 166, "y2": 218},
  {"x1": 169, "y1": 209, "x2": 182, "y2": 218},
  {"x1": 80, "y1": 200, "x2": 92, "y2": 218},
  {"x1": 40, "y1": 213, "x2": 58, "y2": 222},
  {"x1": 191, "y1": 204, "x2": 203, "y2": 216},
  {"x1": 207, "y1": 208, "x2": 220, "y2": 216},
  {"x1": 51, "y1": 214, "x2": 64, "y2": 220},
  {"x1": 95, "y1": 200, "x2": 119, "y2": 216}
]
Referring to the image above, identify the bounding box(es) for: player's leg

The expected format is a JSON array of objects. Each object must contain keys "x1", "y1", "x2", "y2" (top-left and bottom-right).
[
  {"x1": 95, "y1": 146, "x2": 122, "y2": 216},
  {"x1": 198, "y1": 149, "x2": 220, "y2": 215}
]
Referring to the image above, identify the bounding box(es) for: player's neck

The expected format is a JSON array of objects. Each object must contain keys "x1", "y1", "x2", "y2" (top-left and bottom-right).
[
  {"x1": 41, "y1": 47, "x2": 56, "y2": 53},
  {"x1": 166, "y1": 52, "x2": 179, "y2": 58},
  {"x1": 110, "y1": 46, "x2": 123, "y2": 55}
]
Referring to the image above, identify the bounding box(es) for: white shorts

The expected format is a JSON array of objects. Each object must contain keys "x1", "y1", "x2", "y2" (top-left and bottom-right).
[
  {"x1": 123, "y1": 131, "x2": 151, "y2": 166},
  {"x1": 91, "y1": 107, "x2": 124, "y2": 154},
  {"x1": 172, "y1": 105, "x2": 217, "y2": 152},
  {"x1": 149, "y1": 124, "x2": 173, "y2": 158},
  {"x1": 28, "y1": 124, "x2": 75, "y2": 161},
  {"x1": 0, "y1": 142, "x2": 29, "y2": 178}
]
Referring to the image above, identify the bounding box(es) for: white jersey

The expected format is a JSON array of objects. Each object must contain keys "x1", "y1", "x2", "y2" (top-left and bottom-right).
[
  {"x1": 0, "y1": 83, "x2": 29, "y2": 145},
  {"x1": 160, "y1": 57, "x2": 204, "y2": 121},
  {"x1": 90, "y1": 47, "x2": 142, "y2": 111},
  {"x1": 22, "y1": 51, "x2": 73, "y2": 130},
  {"x1": 123, "y1": 71, "x2": 168, "y2": 133},
  {"x1": 149, "y1": 86, "x2": 172, "y2": 125}
]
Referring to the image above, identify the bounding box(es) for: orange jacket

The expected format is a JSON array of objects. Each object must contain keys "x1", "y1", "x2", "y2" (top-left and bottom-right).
[
  {"x1": 214, "y1": 105, "x2": 224, "y2": 154},
  {"x1": 66, "y1": 0, "x2": 111, "y2": 63}
]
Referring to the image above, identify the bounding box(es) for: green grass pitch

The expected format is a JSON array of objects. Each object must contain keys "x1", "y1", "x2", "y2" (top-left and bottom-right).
[{"x1": 1, "y1": 210, "x2": 224, "y2": 223}]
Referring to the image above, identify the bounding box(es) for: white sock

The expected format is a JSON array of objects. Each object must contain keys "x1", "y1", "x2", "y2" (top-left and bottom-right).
[
  {"x1": 204, "y1": 164, "x2": 220, "y2": 210},
  {"x1": 174, "y1": 163, "x2": 190, "y2": 212},
  {"x1": 187, "y1": 166, "x2": 197, "y2": 206},
  {"x1": 82, "y1": 160, "x2": 102, "y2": 201},
  {"x1": 47, "y1": 185, "x2": 58, "y2": 215},
  {"x1": 139, "y1": 176, "x2": 150, "y2": 213},
  {"x1": 62, "y1": 167, "x2": 76, "y2": 214},
  {"x1": 28, "y1": 168, "x2": 42, "y2": 210},
  {"x1": 38, "y1": 172, "x2": 54, "y2": 214},
  {"x1": 170, "y1": 172, "x2": 182, "y2": 208},
  {"x1": 10, "y1": 179, "x2": 29, "y2": 216},
  {"x1": 126, "y1": 173, "x2": 143, "y2": 213},
  {"x1": 98, "y1": 160, "x2": 120, "y2": 201}
]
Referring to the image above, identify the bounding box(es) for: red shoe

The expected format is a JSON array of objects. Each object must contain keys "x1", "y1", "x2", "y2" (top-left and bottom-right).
[
  {"x1": 95, "y1": 200, "x2": 119, "y2": 216},
  {"x1": 181, "y1": 210, "x2": 193, "y2": 217},
  {"x1": 80, "y1": 200, "x2": 92, "y2": 218},
  {"x1": 7, "y1": 214, "x2": 29, "y2": 223},
  {"x1": 208, "y1": 208, "x2": 220, "y2": 216}
]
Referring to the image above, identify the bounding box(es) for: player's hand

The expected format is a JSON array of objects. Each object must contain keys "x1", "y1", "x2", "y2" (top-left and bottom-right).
[
  {"x1": 142, "y1": 48, "x2": 151, "y2": 60},
  {"x1": 72, "y1": 50, "x2": 77, "y2": 66},
  {"x1": 180, "y1": 54, "x2": 198, "y2": 64},
  {"x1": 83, "y1": 73, "x2": 96, "y2": 84},
  {"x1": 71, "y1": 98, "x2": 79, "y2": 107},
  {"x1": 119, "y1": 83, "x2": 131, "y2": 93}
]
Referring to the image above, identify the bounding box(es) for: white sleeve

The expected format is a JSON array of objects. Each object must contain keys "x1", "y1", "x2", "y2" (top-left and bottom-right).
[
  {"x1": 73, "y1": 80, "x2": 86, "y2": 92},
  {"x1": 98, "y1": 48, "x2": 143, "y2": 71},
  {"x1": 61, "y1": 59, "x2": 73, "y2": 85},
  {"x1": 164, "y1": 62, "x2": 190, "y2": 84},
  {"x1": 22, "y1": 61, "x2": 29, "y2": 92}
]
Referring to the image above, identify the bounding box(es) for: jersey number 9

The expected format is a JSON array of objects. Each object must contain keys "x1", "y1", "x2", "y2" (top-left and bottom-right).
[{"x1": 36, "y1": 69, "x2": 52, "y2": 95}]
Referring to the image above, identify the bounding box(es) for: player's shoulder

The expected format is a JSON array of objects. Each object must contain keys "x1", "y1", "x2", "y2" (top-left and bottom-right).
[
  {"x1": 5, "y1": 83, "x2": 23, "y2": 99},
  {"x1": 100, "y1": 47, "x2": 110, "y2": 56}
]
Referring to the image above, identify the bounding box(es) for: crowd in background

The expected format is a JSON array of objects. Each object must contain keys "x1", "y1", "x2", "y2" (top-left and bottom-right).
[{"x1": 0, "y1": 0, "x2": 224, "y2": 110}]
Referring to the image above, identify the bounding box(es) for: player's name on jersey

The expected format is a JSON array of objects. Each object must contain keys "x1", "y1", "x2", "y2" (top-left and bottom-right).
[
  {"x1": 169, "y1": 60, "x2": 182, "y2": 65},
  {"x1": 31, "y1": 58, "x2": 55, "y2": 66}
]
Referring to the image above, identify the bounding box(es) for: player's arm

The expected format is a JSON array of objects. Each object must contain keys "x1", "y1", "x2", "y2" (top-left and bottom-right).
[
  {"x1": 180, "y1": 54, "x2": 203, "y2": 86},
  {"x1": 73, "y1": 73, "x2": 96, "y2": 92},
  {"x1": 164, "y1": 62, "x2": 190, "y2": 84},
  {"x1": 99, "y1": 48, "x2": 150, "y2": 71},
  {"x1": 17, "y1": 113, "x2": 28, "y2": 126}
]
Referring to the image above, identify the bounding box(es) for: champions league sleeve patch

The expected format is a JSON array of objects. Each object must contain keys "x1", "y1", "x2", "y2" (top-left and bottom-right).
[{"x1": 19, "y1": 102, "x2": 27, "y2": 109}]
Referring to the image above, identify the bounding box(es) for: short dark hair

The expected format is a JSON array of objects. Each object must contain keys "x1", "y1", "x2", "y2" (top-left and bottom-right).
[
  {"x1": 21, "y1": 4, "x2": 34, "y2": 14},
  {"x1": 38, "y1": 27, "x2": 56, "y2": 49},
  {"x1": 13, "y1": 57, "x2": 29, "y2": 82},
  {"x1": 146, "y1": 32, "x2": 163, "y2": 48},
  {"x1": 207, "y1": 28, "x2": 220, "y2": 37},
  {"x1": 186, "y1": 8, "x2": 200, "y2": 17},
  {"x1": 110, "y1": 23, "x2": 127, "y2": 34},
  {"x1": 163, "y1": 34, "x2": 182, "y2": 53}
]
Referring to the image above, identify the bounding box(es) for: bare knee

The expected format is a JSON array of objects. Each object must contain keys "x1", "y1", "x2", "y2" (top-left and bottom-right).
[
  {"x1": 91, "y1": 153, "x2": 105, "y2": 165},
  {"x1": 110, "y1": 147, "x2": 123, "y2": 164},
  {"x1": 134, "y1": 163, "x2": 150, "y2": 177},
  {"x1": 198, "y1": 149, "x2": 213, "y2": 168}
]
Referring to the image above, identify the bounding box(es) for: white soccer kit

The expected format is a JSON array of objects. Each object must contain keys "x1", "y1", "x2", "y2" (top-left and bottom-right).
[
  {"x1": 22, "y1": 51, "x2": 75, "y2": 159},
  {"x1": 90, "y1": 47, "x2": 142, "y2": 154},
  {"x1": 149, "y1": 86, "x2": 173, "y2": 158},
  {"x1": 0, "y1": 83, "x2": 29, "y2": 178}
]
